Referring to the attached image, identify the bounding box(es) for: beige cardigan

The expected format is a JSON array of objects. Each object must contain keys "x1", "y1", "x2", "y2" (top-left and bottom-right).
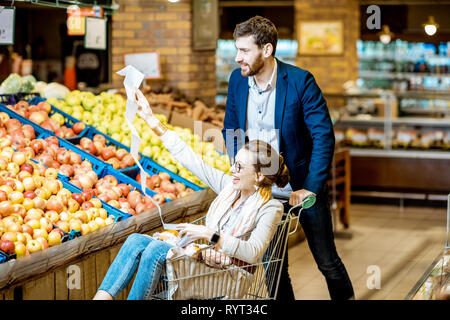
[{"x1": 160, "y1": 130, "x2": 283, "y2": 264}]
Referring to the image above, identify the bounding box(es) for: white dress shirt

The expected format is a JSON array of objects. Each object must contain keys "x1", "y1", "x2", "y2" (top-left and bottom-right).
[{"x1": 246, "y1": 60, "x2": 294, "y2": 199}]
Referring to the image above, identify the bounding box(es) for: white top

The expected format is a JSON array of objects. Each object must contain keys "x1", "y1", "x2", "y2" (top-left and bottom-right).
[
  {"x1": 160, "y1": 129, "x2": 283, "y2": 264},
  {"x1": 246, "y1": 59, "x2": 294, "y2": 198}
]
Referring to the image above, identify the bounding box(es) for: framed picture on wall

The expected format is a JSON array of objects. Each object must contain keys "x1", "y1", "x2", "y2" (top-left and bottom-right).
[
  {"x1": 192, "y1": 0, "x2": 218, "y2": 50},
  {"x1": 298, "y1": 20, "x2": 344, "y2": 55}
]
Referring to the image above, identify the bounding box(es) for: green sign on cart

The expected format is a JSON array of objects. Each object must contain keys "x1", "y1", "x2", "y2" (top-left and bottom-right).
[{"x1": 0, "y1": 7, "x2": 15, "y2": 45}]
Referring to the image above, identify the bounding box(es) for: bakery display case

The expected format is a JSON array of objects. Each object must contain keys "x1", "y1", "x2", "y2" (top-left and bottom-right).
[
  {"x1": 327, "y1": 91, "x2": 450, "y2": 198},
  {"x1": 406, "y1": 195, "x2": 450, "y2": 300}
]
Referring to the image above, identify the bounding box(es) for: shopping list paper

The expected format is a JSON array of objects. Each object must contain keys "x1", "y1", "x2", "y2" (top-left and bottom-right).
[{"x1": 116, "y1": 65, "x2": 178, "y2": 230}]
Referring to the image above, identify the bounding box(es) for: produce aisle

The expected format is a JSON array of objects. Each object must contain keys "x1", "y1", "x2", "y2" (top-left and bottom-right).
[{"x1": 0, "y1": 0, "x2": 448, "y2": 302}]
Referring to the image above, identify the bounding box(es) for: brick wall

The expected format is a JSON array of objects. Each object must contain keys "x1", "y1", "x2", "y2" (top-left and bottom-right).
[
  {"x1": 111, "y1": 0, "x2": 217, "y2": 106},
  {"x1": 294, "y1": 0, "x2": 360, "y2": 95}
]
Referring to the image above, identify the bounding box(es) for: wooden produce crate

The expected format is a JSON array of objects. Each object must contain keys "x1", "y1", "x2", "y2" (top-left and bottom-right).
[{"x1": 0, "y1": 190, "x2": 216, "y2": 300}]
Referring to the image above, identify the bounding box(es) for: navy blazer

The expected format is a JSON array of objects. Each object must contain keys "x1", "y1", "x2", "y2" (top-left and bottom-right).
[{"x1": 222, "y1": 59, "x2": 335, "y2": 195}]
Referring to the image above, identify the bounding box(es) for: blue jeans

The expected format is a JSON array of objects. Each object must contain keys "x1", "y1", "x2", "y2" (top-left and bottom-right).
[
  {"x1": 277, "y1": 185, "x2": 354, "y2": 300},
  {"x1": 98, "y1": 233, "x2": 173, "y2": 300}
]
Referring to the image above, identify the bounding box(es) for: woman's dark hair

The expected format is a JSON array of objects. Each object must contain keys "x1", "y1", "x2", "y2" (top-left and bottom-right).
[{"x1": 233, "y1": 16, "x2": 278, "y2": 56}]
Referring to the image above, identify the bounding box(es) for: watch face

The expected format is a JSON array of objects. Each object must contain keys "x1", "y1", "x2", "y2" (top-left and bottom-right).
[{"x1": 210, "y1": 232, "x2": 220, "y2": 244}]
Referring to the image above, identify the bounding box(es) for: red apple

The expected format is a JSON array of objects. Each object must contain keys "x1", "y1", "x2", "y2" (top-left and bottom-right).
[
  {"x1": 152, "y1": 194, "x2": 166, "y2": 205},
  {"x1": 72, "y1": 122, "x2": 86, "y2": 135},
  {"x1": 158, "y1": 172, "x2": 171, "y2": 181},
  {"x1": 0, "y1": 240, "x2": 15, "y2": 254}
]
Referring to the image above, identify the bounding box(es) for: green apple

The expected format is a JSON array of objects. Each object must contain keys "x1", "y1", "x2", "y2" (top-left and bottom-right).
[
  {"x1": 142, "y1": 146, "x2": 152, "y2": 157},
  {"x1": 47, "y1": 97, "x2": 59, "y2": 105},
  {"x1": 72, "y1": 111, "x2": 83, "y2": 120},
  {"x1": 81, "y1": 112, "x2": 93, "y2": 125},
  {"x1": 150, "y1": 136, "x2": 161, "y2": 147},
  {"x1": 73, "y1": 105, "x2": 84, "y2": 114},
  {"x1": 81, "y1": 96, "x2": 96, "y2": 111},
  {"x1": 51, "y1": 113, "x2": 65, "y2": 126},
  {"x1": 65, "y1": 91, "x2": 81, "y2": 106},
  {"x1": 155, "y1": 114, "x2": 168, "y2": 124},
  {"x1": 111, "y1": 133, "x2": 121, "y2": 141},
  {"x1": 165, "y1": 164, "x2": 178, "y2": 173},
  {"x1": 121, "y1": 137, "x2": 131, "y2": 147},
  {"x1": 156, "y1": 154, "x2": 171, "y2": 167}
]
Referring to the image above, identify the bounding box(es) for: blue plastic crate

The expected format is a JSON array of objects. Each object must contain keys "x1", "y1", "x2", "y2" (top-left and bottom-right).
[
  {"x1": 0, "y1": 250, "x2": 16, "y2": 264},
  {"x1": 61, "y1": 178, "x2": 129, "y2": 223},
  {"x1": 37, "y1": 132, "x2": 107, "y2": 181},
  {"x1": 0, "y1": 103, "x2": 48, "y2": 139},
  {"x1": 27, "y1": 97, "x2": 89, "y2": 142},
  {"x1": 0, "y1": 94, "x2": 16, "y2": 105},
  {"x1": 135, "y1": 157, "x2": 203, "y2": 192},
  {"x1": 68, "y1": 126, "x2": 143, "y2": 177}
]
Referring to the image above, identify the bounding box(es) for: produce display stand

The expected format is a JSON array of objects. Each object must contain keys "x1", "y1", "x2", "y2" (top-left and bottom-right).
[
  {"x1": 0, "y1": 94, "x2": 216, "y2": 300},
  {"x1": 406, "y1": 194, "x2": 450, "y2": 300},
  {"x1": 0, "y1": 189, "x2": 216, "y2": 300}
]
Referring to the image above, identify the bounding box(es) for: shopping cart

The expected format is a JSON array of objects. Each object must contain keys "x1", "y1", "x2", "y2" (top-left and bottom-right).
[{"x1": 149, "y1": 195, "x2": 316, "y2": 300}]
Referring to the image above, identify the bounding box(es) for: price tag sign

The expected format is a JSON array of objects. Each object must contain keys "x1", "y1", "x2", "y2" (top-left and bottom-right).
[
  {"x1": 0, "y1": 7, "x2": 15, "y2": 45},
  {"x1": 84, "y1": 17, "x2": 107, "y2": 50},
  {"x1": 123, "y1": 52, "x2": 161, "y2": 79},
  {"x1": 67, "y1": 6, "x2": 103, "y2": 36}
]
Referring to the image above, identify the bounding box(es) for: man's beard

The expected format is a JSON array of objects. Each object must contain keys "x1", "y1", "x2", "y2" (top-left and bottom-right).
[{"x1": 241, "y1": 54, "x2": 265, "y2": 77}]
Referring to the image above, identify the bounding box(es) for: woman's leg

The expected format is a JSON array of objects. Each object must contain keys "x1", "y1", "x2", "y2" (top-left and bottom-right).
[
  {"x1": 127, "y1": 239, "x2": 173, "y2": 300},
  {"x1": 94, "y1": 233, "x2": 153, "y2": 299}
]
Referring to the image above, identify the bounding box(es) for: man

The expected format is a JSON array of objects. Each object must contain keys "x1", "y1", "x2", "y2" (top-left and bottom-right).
[{"x1": 222, "y1": 16, "x2": 354, "y2": 300}]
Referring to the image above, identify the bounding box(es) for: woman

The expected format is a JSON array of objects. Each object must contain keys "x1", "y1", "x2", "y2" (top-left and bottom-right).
[{"x1": 93, "y1": 88, "x2": 290, "y2": 300}]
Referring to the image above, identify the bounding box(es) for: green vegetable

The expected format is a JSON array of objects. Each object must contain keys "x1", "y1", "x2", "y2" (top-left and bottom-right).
[{"x1": 0, "y1": 73, "x2": 22, "y2": 94}]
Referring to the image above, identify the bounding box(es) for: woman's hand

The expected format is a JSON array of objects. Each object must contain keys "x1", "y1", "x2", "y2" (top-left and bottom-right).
[
  {"x1": 176, "y1": 223, "x2": 215, "y2": 242},
  {"x1": 201, "y1": 249, "x2": 231, "y2": 269},
  {"x1": 133, "y1": 87, "x2": 159, "y2": 128}
]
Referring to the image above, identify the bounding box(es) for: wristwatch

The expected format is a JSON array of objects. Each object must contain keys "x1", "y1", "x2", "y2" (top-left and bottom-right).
[{"x1": 209, "y1": 231, "x2": 220, "y2": 246}]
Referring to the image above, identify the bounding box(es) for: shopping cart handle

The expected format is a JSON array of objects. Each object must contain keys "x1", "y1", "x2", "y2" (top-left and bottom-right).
[{"x1": 288, "y1": 195, "x2": 316, "y2": 236}]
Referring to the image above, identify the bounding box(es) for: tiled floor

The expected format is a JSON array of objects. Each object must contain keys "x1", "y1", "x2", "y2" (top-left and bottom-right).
[{"x1": 288, "y1": 203, "x2": 448, "y2": 300}]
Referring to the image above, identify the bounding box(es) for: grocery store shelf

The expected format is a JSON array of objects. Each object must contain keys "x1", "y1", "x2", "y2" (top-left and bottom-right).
[
  {"x1": 350, "y1": 148, "x2": 450, "y2": 160},
  {"x1": 338, "y1": 116, "x2": 450, "y2": 127},
  {"x1": 401, "y1": 108, "x2": 450, "y2": 116},
  {"x1": 359, "y1": 70, "x2": 450, "y2": 80}
]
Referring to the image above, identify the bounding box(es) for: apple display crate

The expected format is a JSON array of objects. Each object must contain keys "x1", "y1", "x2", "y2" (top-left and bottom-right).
[
  {"x1": 0, "y1": 179, "x2": 128, "y2": 266},
  {"x1": 0, "y1": 93, "x2": 40, "y2": 105},
  {"x1": 129, "y1": 157, "x2": 204, "y2": 193},
  {"x1": 0, "y1": 97, "x2": 89, "y2": 144},
  {"x1": 38, "y1": 132, "x2": 108, "y2": 182},
  {"x1": 28, "y1": 97, "x2": 90, "y2": 142},
  {"x1": 0, "y1": 103, "x2": 48, "y2": 139},
  {"x1": 67, "y1": 126, "x2": 145, "y2": 177},
  {"x1": 149, "y1": 203, "x2": 308, "y2": 300},
  {"x1": 0, "y1": 189, "x2": 217, "y2": 300}
]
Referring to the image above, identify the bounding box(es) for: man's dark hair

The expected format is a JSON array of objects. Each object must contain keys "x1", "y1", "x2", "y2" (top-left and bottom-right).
[{"x1": 233, "y1": 16, "x2": 278, "y2": 56}]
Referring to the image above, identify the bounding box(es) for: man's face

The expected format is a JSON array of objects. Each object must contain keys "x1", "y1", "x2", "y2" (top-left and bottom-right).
[{"x1": 235, "y1": 35, "x2": 265, "y2": 77}]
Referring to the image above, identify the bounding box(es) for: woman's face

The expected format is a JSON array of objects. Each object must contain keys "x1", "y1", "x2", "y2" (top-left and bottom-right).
[{"x1": 230, "y1": 149, "x2": 260, "y2": 192}]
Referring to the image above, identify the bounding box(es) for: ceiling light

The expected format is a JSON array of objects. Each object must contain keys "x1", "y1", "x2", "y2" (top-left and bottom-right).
[
  {"x1": 423, "y1": 16, "x2": 439, "y2": 36},
  {"x1": 378, "y1": 25, "x2": 394, "y2": 44}
]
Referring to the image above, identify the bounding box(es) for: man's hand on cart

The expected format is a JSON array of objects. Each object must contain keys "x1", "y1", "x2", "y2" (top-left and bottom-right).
[
  {"x1": 289, "y1": 188, "x2": 315, "y2": 207},
  {"x1": 176, "y1": 223, "x2": 215, "y2": 242}
]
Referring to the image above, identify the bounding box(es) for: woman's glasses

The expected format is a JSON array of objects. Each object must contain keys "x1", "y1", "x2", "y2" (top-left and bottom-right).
[{"x1": 231, "y1": 160, "x2": 253, "y2": 173}]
